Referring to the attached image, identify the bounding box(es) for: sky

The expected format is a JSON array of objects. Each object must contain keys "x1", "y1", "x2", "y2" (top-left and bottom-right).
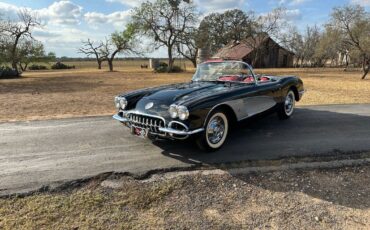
[{"x1": 0, "y1": 0, "x2": 369, "y2": 57}]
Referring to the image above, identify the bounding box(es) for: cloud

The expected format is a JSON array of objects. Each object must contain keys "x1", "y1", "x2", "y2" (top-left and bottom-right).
[
  {"x1": 278, "y1": 0, "x2": 309, "y2": 6},
  {"x1": 0, "y1": 2, "x2": 27, "y2": 19},
  {"x1": 284, "y1": 9, "x2": 302, "y2": 21},
  {"x1": 32, "y1": 29, "x2": 60, "y2": 38},
  {"x1": 0, "y1": 1, "x2": 83, "y2": 26},
  {"x1": 195, "y1": 0, "x2": 245, "y2": 13},
  {"x1": 106, "y1": 0, "x2": 145, "y2": 7},
  {"x1": 36, "y1": 1, "x2": 83, "y2": 25},
  {"x1": 350, "y1": 0, "x2": 370, "y2": 6},
  {"x1": 107, "y1": 0, "x2": 245, "y2": 14},
  {"x1": 84, "y1": 10, "x2": 132, "y2": 29}
]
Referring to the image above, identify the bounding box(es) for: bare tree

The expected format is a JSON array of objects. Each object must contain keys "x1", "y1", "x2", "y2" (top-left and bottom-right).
[
  {"x1": 329, "y1": 5, "x2": 370, "y2": 79},
  {"x1": 132, "y1": 0, "x2": 198, "y2": 71},
  {"x1": 176, "y1": 28, "x2": 198, "y2": 67},
  {"x1": 2, "y1": 9, "x2": 40, "y2": 72},
  {"x1": 99, "y1": 25, "x2": 138, "y2": 72},
  {"x1": 245, "y1": 8, "x2": 287, "y2": 67},
  {"x1": 78, "y1": 39, "x2": 105, "y2": 69},
  {"x1": 280, "y1": 26, "x2": 304, "y2": 67},
  {"x1": 301, "y1": 25, "x2": 321, "y2": 66}
]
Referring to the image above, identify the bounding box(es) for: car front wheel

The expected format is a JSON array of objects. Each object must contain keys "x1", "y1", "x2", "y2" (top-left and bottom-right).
[
  {"x1": 196, "y1": 110, "x2": 229, "y2": 151},
  {"x1": 278, "y1": 89, "x2": 296, "y2": 120}
]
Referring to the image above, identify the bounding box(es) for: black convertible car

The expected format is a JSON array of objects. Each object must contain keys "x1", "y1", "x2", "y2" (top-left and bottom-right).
[{"x1": 113, "y1": 60, "x2": 304, "y2": 151}]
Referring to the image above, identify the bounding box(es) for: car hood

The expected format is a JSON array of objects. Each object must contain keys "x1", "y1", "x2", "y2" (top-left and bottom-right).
[{"x1": 134, "y1": 81, "x2": 239, "y2": 117}]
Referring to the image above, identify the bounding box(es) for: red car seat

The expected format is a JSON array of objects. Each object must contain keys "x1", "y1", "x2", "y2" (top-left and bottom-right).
[
  {"x1": 218, "y1": 75, "x2": 240, "y2": 82},
  {"x1": 243, "y1": 75, "x2": 255, "y2": 83}
]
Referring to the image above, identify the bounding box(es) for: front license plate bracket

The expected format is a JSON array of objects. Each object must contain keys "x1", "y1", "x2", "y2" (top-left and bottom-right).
[{"x1": 131, "y1": 126, "x2": 148, "y2": 138}]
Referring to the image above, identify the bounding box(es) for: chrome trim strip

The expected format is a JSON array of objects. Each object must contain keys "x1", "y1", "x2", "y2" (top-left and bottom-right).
[
  {"x1": 168, "y1": 121, "x2": 190, "y2": 140},
  {"x1": 159, "y1": 127, "x2": 204, "y2": 135},
  {"x1": 113, "y1": 114, "x2": 128, "y2": 122},
  {"x1": 169, "y1": 121, "x2": 188, "y2": 129},
  {"x1": 114, "y1": 112, "x2": 203, "y2": 137},
  {"x1": 126, "y1": 111, "x2": 166, "y2": 125}
]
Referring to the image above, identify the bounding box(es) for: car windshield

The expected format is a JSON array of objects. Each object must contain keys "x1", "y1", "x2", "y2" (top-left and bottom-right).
[{"x1": 192, "y1": 61, "x2": 255, "y2": 83}]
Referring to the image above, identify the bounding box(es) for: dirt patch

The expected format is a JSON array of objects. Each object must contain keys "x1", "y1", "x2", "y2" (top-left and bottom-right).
[
  {"x1": 0, "y1": 69, "x2": 190, "y2": 122},
  {"x1": 0, "y1": 164, "x2": 369, "y2": 229},
  {"x1": 0, "y1": 68, "x2": 369, "y2": 122}
]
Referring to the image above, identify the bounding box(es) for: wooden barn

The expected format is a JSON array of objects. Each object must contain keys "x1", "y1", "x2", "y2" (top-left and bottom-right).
[{"x1": 213, "y1": 35, "x2": 294, "y2": 68}]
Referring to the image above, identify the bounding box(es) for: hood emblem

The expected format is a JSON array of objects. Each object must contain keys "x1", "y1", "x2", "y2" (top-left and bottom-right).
[{"x1": 145, "y1": 102, "x2": 154, "y2": 110}]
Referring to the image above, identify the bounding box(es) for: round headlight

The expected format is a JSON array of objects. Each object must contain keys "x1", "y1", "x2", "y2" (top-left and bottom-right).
[
  {"x1": 177, "y1": 106, "x2": 189, "y2": 120},
  {"x1": 169, "y1": 104, "x2": 178, "y2": 118},
  {"x1": 119, "y1": 97, "x2": 127, "y2": 110},
  {"x1": 114, "y1": 97, "x2": 120, "y2": 109}
]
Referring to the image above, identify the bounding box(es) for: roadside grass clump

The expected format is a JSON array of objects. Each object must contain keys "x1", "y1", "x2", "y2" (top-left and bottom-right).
[
  {"x1": 51, "y1": 62, "x2": 75, "y2": 70},
  {"x1": 0, "y1": 166, "x2": 370, "y2": 229},
  {"x1": 28, "y1": 64, "x2": 48, "y2": 70},
  {"x1": 155, "y1": 62, "x2": 183, "y2": 73},
  {"x1": 0, "y1": 177, "x2": 184, "y2": 229}
]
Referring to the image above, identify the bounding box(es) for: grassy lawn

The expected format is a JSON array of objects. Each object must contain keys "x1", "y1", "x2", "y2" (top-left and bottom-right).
[
  {"x1": 0, "y1": 67, "x2": 369, "y2": 122},
  {"x1": 0, "y1": 165, "x2": 369, "y2": 229}
]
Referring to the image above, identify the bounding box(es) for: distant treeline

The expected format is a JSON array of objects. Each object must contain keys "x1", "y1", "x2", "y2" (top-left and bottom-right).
[{"x1": 56, "y1": 57, "x2": 186, "y2": 62}]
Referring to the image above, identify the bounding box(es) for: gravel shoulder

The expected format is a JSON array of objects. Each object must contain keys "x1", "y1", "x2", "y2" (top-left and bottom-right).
[{"x1": 1, "y1": 164, "x2": 369, "y2": 229}]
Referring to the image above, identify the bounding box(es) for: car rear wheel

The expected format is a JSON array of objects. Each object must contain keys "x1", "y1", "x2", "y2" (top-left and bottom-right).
[
  {"x1": 196, "y1": 110, "x2": 229, "y2": 152},
  {"x1": 278, "y1": 89, "x2": 295, "y2": 120}
]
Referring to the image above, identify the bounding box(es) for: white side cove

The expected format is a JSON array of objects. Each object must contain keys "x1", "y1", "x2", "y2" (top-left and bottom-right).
[
  {"x1": 244, "y1": 96, "x2": 277, "y2": 118},
  {"x1": 221, "y1": 96, "x2": 277, "y2": 121}
]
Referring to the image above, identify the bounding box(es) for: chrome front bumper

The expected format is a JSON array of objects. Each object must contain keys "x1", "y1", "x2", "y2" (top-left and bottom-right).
[
  {"x1": 158, "y1": 127, "x2": 204, "y2": 135},
  {"x1": 113, "y1": 114, "x2": 128, "y2": 122},
  {"x1": 112, "y1": 113, "x2": 204, "y2": 137}
]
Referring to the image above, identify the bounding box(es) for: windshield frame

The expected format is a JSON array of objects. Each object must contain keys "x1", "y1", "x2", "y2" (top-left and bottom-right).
[{"x1": 192, "y1": 60, "x2": 257, "y2": 85}]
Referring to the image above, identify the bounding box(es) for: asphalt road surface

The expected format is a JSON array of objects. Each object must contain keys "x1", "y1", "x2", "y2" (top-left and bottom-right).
[{"x1": 1, "y1": 104, "x2": 370, "y2": 196}]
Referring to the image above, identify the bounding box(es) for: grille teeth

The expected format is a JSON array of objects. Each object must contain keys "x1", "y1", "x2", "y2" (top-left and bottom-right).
[{"x1": 128, "y1": 113, "x2": 165, "y2": 134}]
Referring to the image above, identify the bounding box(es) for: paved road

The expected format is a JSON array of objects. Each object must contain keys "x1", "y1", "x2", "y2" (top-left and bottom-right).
[{"x1": 1, "y1": 104, "x2": 370, "y2": 196}]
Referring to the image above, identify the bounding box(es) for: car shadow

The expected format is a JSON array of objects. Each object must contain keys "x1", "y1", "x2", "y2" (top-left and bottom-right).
[{"x1": 153, "y1": 107, "x2": 370, "y2": 209}]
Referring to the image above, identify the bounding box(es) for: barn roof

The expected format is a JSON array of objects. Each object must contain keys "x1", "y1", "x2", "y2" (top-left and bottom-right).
[{"x1": 213, "y1": 35, "x2": 294, "y2": 60}]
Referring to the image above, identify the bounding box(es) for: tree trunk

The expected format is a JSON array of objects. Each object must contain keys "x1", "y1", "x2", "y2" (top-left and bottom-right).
[
  {"x1": 191, "y1": 59, "x2": 197, "y2": 68},
  {"x1": 11, "y1": 35, "x2": 21, "y2": 72},
  {"x1": 168, "y1": 46, "x2": 174, "y2": 72},
  {"x1": 362, "y1": 58, "x2": 369, "y2": 80},
  {"x1": 345, "y1": 54, "x2": 349, "y2": 68},
  {"x1": 108, "y1": 59, "x2": 114, "y2": 72},
  {"x1": 20, "y1": 63, "x2": 26, "y2": 71},
  {"x1": 97, "y1": 60, "x2": 102, "y2": 70},
  {"x1": 300, "y1": 57, "x2": 305, "y2": 67}
]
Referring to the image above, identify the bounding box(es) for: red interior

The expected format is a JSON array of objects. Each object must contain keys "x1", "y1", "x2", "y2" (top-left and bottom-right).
[
  {"x1": 243, "y1": 76, "x2": 255, "y2": 83},
  {"x1": 259, "y1": 76, "x2": 270, "y2": 82},
  {"x1": 218, "y1": 75, "x2": 270, "y2": 83},
  {"x1": 218, "y1": 75, "x2": 240, "y2": 82}
]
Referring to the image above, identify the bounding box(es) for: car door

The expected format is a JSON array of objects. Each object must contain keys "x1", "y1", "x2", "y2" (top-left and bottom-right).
[
  {"x1": 219, "y1": 62, "x2": 280, "y2": 121},
  {"x1": 241, "y1": 67, "x2": 279, "y2": 117}
]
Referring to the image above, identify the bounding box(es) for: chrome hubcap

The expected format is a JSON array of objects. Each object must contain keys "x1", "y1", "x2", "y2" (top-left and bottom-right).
[
  {"x1": 207, "y1": 116, "x2": 225, "y2": 144},
  {"x1": 284, "y1": 92, "x2": 295, "y2": 115}
]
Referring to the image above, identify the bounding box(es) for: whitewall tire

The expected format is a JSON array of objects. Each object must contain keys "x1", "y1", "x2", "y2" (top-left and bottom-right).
[{"x1": 196, "y1": 110, "x2": 229, "y2": 151}]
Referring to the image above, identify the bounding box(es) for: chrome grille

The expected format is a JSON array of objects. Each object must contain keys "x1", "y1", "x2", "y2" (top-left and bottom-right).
[{"x1": 127, "y1": 113, "x2": 165, "y2": 134}]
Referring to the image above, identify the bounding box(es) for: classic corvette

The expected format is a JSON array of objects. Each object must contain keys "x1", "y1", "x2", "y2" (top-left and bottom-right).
[{"x1": 113, "y1": 60, "x2": 304, "y2": 151}]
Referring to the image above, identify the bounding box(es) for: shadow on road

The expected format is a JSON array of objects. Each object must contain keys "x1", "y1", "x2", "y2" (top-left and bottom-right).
[{"x1": 153, "y1": 108, "x2": 370, "y2": 209}]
